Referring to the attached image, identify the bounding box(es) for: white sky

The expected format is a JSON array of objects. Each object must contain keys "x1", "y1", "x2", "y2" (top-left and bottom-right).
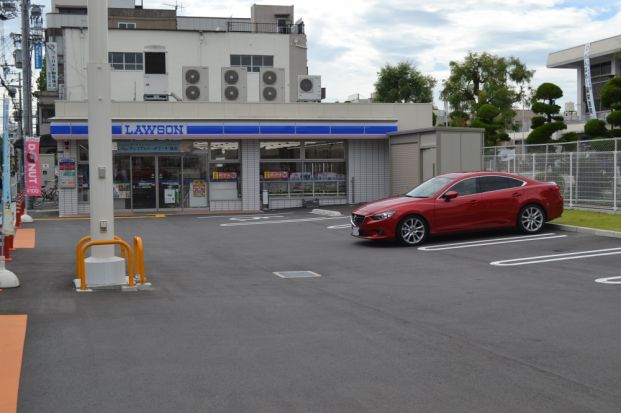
[{"x1": 6, "y1": 0, "x2": 621, "y2": 111}]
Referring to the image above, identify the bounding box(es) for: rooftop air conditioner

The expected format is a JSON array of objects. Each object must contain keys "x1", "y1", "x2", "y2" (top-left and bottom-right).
[
  {"x1": 297, "y1": 75, "x2": 321, "y2": 102},
  {"x1": 221, "y1": 67, "x2": 247, "y2": 102},
  {"x1": 260, "y1": 68, "x2": 285, "y2": 103},
  {"x1": 182, "y1": 66, "x2": 209, "y2": 101}
]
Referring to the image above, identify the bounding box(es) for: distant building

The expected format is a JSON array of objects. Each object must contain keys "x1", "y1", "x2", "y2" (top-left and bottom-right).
[{"x1": 547, "y1": 34, "x2": 621, "y2": 120}]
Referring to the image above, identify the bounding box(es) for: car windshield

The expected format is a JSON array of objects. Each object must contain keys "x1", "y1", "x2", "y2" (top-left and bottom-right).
[{"x1": 405, "y1": 176, "x2": 454, "y2": 198}]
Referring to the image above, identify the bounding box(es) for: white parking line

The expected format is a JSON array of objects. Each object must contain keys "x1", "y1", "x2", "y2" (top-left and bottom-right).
[
  {"x1": 491, "y1": 247, "x2": 621, "y2": 266},
  {"x1": 418, "y1": 233, "x2": 566, "y2": 251},
  {"x1": 221, "y1": 216, "x2": 347, "y2": 226},
  {"x1": 327, "y1": 224, "x2": 352, "y2": 229},
  {"x1": 197, "y1": 213, "x2": 291, "y2": 219},
  {"x1": 595, "y1": 276, "x2": 621, "y2": 285}
]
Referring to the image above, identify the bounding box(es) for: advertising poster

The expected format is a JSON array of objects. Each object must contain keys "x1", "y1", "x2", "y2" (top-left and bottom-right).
[
  {"x1": 164, "y1": 188, "x2": 176, "y2": 204},
  {"x1": 189, "y1": 180, "x2": 207, "y2": 207},
  {"x1": 59, "y1": 158, "x2": 77, "y2": 189},
  {"x1": 25, "y1": 136, "x2": 42, "y2": 197}
]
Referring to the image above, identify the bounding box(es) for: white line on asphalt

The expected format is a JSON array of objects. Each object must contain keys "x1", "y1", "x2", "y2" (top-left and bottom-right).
[
  {"x1": 595, "y1": 276, "x2": 621, "y2": 285},
  {"x1": 490, "y1": 247, "x2": 621, "y2": 266},
  {"x1": 327, "y1": 224, "x2": 352, "y2": 229},
  {"x1": 418, "y1": 233, "x2": 566, "y2": 251},
  {"x1": 197, "y1": 213, "x2": 291, "y2": 219},
  {"x1": 220, "y1": 216, "x2": 348, "y2": 226}
]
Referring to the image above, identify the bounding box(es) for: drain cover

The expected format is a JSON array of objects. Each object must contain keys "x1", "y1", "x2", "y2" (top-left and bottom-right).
[{"x1": 273, "y1": 271, "x2": 321, "y2": 279}]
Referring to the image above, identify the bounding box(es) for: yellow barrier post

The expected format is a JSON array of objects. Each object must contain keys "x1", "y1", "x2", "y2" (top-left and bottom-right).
[
  {"x1": 76, "y1": 239, "x2": 133, "y2": 291},
  {"x1": 133, "y1": 236, "x2": 147, "y2": 286}
]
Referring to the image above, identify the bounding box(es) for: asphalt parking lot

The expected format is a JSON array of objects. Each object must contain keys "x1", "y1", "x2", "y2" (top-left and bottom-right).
[{"x1": 3, "y1": 208, "x2": 621, "y2": 412}]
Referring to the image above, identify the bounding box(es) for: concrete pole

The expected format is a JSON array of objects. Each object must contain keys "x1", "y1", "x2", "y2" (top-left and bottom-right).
[
  {"x1": 21, "y1": 0, "x2": 31, "y2": 137},
  {"x1": 83, "y1": 0, "x2": 125, "y2": 287}
]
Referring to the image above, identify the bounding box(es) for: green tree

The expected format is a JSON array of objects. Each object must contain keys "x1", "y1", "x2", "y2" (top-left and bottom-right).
[
  {"x1": 440, "y1": 51, "x2": 534, "y2": 132},
  {"x1": 527, "y1": 82, "x2": 566, "y2": 144},
  {"x1": 470, "y1": 104, "x2": 508, "y2": 146},
  {"x1": 374, "y1": 61, "x2": 436, "y2": 103},
  {"x1": 36, "y1": 56, "x2": 46, "y2": 92},
  {"x1": 584, "y1": 119, "x2": 609, "y2": 139},
  {"x1": 601, "y1": 76, "x2": 621, "y2": 133}
]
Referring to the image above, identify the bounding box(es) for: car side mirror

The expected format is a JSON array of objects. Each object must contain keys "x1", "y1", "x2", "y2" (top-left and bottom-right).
[{"x1": 444, "y1": 191, "x2": 458, "y2": 201}]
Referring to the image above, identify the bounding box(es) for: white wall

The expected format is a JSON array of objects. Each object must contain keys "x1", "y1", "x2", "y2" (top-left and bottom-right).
[{"x1": 63, "y1": 28, "x2": 297, "y2": 103}]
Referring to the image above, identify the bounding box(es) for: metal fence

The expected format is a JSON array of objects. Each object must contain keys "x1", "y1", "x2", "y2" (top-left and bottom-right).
[{"x1": 483, "y1": 138, "x2": 621, "y2": 211}]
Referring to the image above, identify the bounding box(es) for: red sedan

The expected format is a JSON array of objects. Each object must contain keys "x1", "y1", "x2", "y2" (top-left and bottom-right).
[{"x1": 351, "y1": 172, "x2": 563, "y2": 246}]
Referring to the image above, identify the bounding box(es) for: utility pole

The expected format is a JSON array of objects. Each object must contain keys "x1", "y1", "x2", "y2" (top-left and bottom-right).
[
  {"x1": 20, "y1": 0, "x2": 31, "y2": 137},
  {"x1": 82, "y1": 0, "x2": 125, "y2": 287}
]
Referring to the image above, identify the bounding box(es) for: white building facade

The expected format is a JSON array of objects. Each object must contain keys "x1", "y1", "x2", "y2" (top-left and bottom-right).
[{"x1": 45, "y1": 1, "x2": 477, "y2": 216}]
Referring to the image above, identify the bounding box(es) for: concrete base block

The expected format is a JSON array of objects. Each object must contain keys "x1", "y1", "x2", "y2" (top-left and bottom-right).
[
  {"x1": 0, "y1": 258, "x2": 19, "y2": 288},
  {"x1": 21, "y1": 214, "x2": 34, "y2": 223},
  {"x1": 84, "y1": 256, "x2": 126, "y2": 287}
]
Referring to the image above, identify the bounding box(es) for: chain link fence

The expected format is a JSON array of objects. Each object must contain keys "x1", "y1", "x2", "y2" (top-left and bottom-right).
[{"x1": 483, "y1": 138, "x2": 621, "y2": 211}]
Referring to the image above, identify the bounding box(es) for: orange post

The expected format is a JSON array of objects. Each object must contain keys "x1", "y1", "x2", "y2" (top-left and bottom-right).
[
  {"x1": 77, "y1": 239, "x2": 133, "y2": 291},
  {"x1": 133, "y1": 236, "x2": 146, "y2": 285},
  {"x1": 75, "y1": 235, "x2": 125, "y2": 279},
  {"x1": 3, "y1": 236, "x2": 12, "y2": 261}
]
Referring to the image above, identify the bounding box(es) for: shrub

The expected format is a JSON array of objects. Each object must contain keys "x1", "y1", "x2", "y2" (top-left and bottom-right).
[{"x1": 584, "y1": 119, "x2": 609, "y2": 138}]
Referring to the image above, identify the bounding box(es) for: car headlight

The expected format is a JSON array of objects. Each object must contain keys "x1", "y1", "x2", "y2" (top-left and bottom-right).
[{"x1": 371, "y1": 210, "x2": 395, "y2": 220}]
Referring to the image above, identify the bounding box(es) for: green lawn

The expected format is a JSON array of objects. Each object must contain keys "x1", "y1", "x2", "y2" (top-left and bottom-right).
[{"x1": 552, "y1": 209, "x2": 621, "y2": 232}]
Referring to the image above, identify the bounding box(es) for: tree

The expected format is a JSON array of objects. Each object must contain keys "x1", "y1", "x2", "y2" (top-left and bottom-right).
[
  {"x1": 440, "y1": 51, "x2": 534, "y2": 132},
  {"x1": 374, "y1": 61, "x2": 436, "y2": 103},
  {"x1": 601, "y1": 76, "x2": 621, "y2": 133},
  {"x1": 526, "y1": 82, "x2": 566, "y2": 144},
  {"x1": 470, "y1": 104, "x2": 508, "y2": 146},
  {"x1": 584, "y1": 119, "x2": 609, "y2": 139}
]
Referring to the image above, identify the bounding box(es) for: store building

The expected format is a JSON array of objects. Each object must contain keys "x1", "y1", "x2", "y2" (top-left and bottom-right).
[{"x1": 45, "y1": 1, "x2": 482, "y2": 216}]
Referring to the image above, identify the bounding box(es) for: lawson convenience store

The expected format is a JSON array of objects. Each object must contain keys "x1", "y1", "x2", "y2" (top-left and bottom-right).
[{"x1": 50, "y1": 101, "x2": 432, "y2": 216}]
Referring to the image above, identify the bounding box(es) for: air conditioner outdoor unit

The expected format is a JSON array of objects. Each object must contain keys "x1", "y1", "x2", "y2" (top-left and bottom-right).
[
  {"x1": 182, "y1": 66, "x2": 209, "y2": 101},
  {"x1": 260, "y1": 68, "x2": 285, "y2": 103},
  {"x1": 297, "y1": 75, "x2": 322, "y2": 102},
  {"x1": 221, "y1": 67, "x2": 247, "y2": 102}
]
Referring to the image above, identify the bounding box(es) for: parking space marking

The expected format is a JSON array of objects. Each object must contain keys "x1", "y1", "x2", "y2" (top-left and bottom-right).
[
  {"x1": 418, "y1": 233, "x2": 567, "y2": 251},
  {"x1": 221, "y1": 216, "x2": 347, "y2": 227},
  {"x1": 595, "y1": 276, "x2": 621, "y2": 285},
  {"x1": 327, "y1": 224, "x2": 352, "y2": 229},
  {"x1": 491, "y1": 247, "x2": 621, "y2": 266},
  {"x1": 197, "y1": 213, "x2": 291, "y2": 220}
]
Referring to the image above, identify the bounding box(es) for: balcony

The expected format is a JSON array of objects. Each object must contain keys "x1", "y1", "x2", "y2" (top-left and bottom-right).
[{"x1": 227, "y1": 21, "x2": 305, "y2": 34}]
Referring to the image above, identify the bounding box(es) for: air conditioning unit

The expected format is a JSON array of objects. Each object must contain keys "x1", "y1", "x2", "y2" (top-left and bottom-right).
[
  {"x1": 182, "y1": 66, "x2": 209, "y2": 101},
  {"x1": 260, "y1": 68, "x2": 285, "y2": 103},
  {"x1": 298, "y1": 75, "x2": 322, "y2": 102},
  {"x1": 221, "y1": 67, "x2": 247, "y2": 103}
]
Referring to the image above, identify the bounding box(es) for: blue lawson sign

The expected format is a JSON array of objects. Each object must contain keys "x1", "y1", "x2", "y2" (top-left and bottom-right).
[
  {"x1": 34, "y1": 42, "x2": 43, "y2": 69},
  {"x1": 50, "y1": 122, "x2": 399, "y2": 139}
]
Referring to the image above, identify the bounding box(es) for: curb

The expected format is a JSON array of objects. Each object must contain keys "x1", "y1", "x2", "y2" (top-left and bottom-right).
[
  {"x1": 310, "y1": 208, "x2": 343, "y2": 217},
  {"x1": 548, "y1": 223, "x2": 621, "y2": 240}
]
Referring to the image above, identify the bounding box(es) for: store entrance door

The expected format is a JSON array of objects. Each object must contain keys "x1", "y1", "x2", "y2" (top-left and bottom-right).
[
  {"x1": 158, "y1": 156, "x2": 182, "y2": 209},
  {"x1": 131, "y1": 156, "x2": 157, "y2": 209}
]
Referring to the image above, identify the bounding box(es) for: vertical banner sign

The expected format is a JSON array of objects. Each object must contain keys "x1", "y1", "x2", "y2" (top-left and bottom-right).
[
  {"x1": 25, "y1": 136, "x2": 42, "y2": 197},
  {"x1": 58, "y1": 159, "x2": 77, "y2": 189},
  {"x1": 45, "y1": 42, "x2": 58, "y2": 91},
  {"x1": 34, "y1": 42, "x2": 43, "y2": 69}
]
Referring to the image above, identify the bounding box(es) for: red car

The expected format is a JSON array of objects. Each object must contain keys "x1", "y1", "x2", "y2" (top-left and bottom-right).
[{"x1": 351, "y1": 172, "x2": 563, "y2": 246}]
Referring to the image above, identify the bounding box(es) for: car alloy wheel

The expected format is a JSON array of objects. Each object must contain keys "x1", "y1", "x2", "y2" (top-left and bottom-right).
[
  {"x1": 520, "y1": 205, "x2": 545, "y2": 233},
  {"x1": 398, "y1": 215, "x2": 427, "y2": 246}
]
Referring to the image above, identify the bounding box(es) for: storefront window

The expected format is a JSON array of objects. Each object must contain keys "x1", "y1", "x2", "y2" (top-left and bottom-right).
[
  {"x1": 260, "y1": 141, "x2": 301, "y2": 159},
  {"x1": 77, "y1": 141, "x2": 89, "y2": 203},
  {"x1": 260, "y1": 141, "x2": 346, "y2": 198},
  {"x1": 183, "y1": 154, "x2": 208, "y2": 208},
  {"x1": 304, "y1": 141, "x2": 345, "y2": 159},
  {"x1": 113, "y1": 156, "x2": 131, "y2": 209},
  {"x1": 210, "y1": 142, "x2": 239, "y2": 160}
]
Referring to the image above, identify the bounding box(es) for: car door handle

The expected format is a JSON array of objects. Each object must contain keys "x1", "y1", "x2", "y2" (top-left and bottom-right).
[
  {"x1": 469, "y1": 200, "x2": 479, "y2": 204},
  {"x1": 512, "y1": 193, "x2": 522, "y2": 198}
]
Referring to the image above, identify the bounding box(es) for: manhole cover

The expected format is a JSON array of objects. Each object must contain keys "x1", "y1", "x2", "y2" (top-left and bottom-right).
[{"x1": 273, "y1": 271, "x2": 321, "y2": 279}]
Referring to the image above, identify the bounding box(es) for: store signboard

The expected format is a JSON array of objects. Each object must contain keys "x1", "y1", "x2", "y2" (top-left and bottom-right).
[
  {"x1": 116, "y1": 141, "x2": 180, "y2": 153},
  {"x1": 263, "y1": 171, "x2": 289, "y2": 180},
  {"x1": 45, "y1": 42, "x2": 58, "y2": 91},
  {"x1": 25, "y1": 136, "x2": 41, "y2": 196},
  {"x1": 59, "y1": 159, "x2": 77, "y2": 189}
]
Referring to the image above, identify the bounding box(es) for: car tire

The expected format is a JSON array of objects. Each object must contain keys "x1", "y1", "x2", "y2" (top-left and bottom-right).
[
  {"x1": 396, "y1": 215, "x2": 428, "y2": 246},
  {"x1": 518, "y1": 204, "x2": 546, "y2": 234}
]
